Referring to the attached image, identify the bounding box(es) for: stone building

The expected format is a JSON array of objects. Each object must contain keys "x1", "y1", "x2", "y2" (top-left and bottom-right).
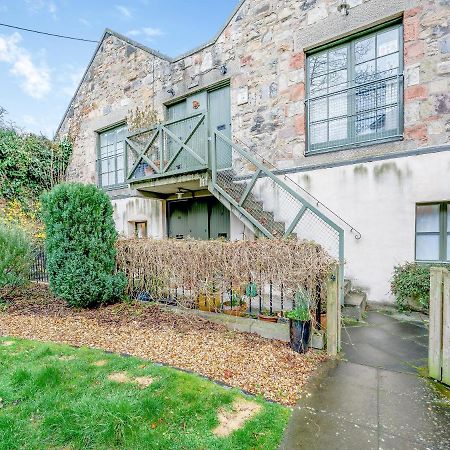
[{"x1": 57, "y1": 0, "x2": 450, "y2": 305}]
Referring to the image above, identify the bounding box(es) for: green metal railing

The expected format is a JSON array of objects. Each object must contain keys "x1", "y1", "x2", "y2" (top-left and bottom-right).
[
  {"x1": 210, "y1": 130, "x2": 346, "y2": 304},
  {"x1": 125, "y1": 111, "x2": 208, "y2": 182}
]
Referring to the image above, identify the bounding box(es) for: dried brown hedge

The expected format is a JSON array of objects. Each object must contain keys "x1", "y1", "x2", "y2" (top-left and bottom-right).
[{"x1": 116, "y1": 238, "x2": 336, "y2": 305}]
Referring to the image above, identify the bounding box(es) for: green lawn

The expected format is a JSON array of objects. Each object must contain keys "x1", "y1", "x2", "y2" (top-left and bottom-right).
[{"x1": 0, "y1": 337, "x2": 290, "y2": 449}]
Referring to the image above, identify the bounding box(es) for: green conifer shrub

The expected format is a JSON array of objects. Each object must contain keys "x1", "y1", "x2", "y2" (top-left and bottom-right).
[{"x1": 41, "y1": 183, "x2": 126, "y2": 308}]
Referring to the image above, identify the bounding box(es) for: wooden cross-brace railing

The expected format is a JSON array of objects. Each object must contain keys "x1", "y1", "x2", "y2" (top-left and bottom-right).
[{"x1": 126, "y1": 111, "x2": 207, "y2": 180}]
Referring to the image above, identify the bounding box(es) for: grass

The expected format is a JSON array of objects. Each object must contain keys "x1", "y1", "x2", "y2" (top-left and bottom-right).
[{"x1": 0, "y1": 337, "x2": 290, "y2": 449}]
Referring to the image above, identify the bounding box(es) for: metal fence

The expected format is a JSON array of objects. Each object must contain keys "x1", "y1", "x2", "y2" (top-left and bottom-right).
[
  {"x1": 128, "y1": 276, "x2": 325, "y2": 328},
  {"x1": 29, "y1": 247, "x2": 48, "y2": 283}
]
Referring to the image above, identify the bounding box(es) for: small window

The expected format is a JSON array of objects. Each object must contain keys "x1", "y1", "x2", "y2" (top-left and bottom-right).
[
  {"x1": 306, "y1": 23, "x2": 403, "y2": 154},
  {"x1": 134, "y1": 222, "x2": 148, "y2": 239},
  {"x1": 415, "y1": 203, "x2": 449, "y2": 262},
  {"x1": 98, "y1": 125, "x2": 126, "y2": 187}
]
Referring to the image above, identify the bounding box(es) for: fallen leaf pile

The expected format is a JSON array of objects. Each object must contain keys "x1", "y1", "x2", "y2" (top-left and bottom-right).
[{"x1": 0, "y1": 284, "x2": 327, "y2": 405}]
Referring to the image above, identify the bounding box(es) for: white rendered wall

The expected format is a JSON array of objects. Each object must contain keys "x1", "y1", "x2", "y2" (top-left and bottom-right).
[
  {"x1": 256, "y1": 150, "x2": 449, "y2": 304},
  {"x1": 112, "y1": 197, "x2": 165, "y2": 239}
]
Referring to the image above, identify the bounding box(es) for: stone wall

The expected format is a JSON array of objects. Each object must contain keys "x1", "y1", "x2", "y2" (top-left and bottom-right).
[{"x1": 59, "y1": 0, "x2": 450, "y2": 182}]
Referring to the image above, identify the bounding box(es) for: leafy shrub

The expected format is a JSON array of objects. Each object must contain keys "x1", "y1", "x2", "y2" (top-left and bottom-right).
[
  {"x1": 391, "y1": 262, "x2": 449, "y2": 312},
  {"x1": 41, "y1": 183, "x2": 126, "y2": 308},
  {"x1": 0, "y1": 222, "x2": 31, "y2": 299},
  {"x1": 285, "y1": 288, "x2": 312, "y2": 322},
  {"x1": 0, "y1": 127, "x2": 72, "y2": 202}
]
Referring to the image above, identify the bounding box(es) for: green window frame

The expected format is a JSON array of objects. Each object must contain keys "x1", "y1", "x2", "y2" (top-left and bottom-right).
[
  {"x1": 305, "y1": 22, "x2": 404, "y2": 155},
  {"x1": 97, "y1": 124, "x2": 127, "y2": 188},
  {"x1": 415, "y1": 202, "x2": 450, "y2": 263}
]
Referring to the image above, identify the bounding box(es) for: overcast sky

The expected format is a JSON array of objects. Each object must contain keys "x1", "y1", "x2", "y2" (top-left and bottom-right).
[{"x1": 0, "y1": 0, "x2": 240, "y2": 137}]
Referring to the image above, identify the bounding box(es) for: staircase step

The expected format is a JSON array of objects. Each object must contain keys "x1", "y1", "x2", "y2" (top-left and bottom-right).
[{"x1": 216, "y1": 174, "x2": 290, "y2": 237}]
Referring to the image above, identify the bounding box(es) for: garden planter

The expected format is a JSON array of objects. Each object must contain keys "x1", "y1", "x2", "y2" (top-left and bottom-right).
[
  {"x1": 258, "y1": 314, "x2": 278, "y2": 323},
  {"x1": 223, "y1": 301, "x2": 247, "y2": 317},
  {"x1": 197, "y1": 293, "x2": 221, "y2": 312},
  {"x1": 289, "y1": 319, "x2": 311, "y2": 353}
]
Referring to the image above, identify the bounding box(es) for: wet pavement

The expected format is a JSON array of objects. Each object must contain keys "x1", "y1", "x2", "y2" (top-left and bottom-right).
[{"x1": 280, "y1": 311, "x2": 450, "y2": 450}]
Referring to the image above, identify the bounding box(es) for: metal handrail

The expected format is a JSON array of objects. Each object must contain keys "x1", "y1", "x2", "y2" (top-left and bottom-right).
[
  {"x1": 232, "y1": 135, "x2": 362, "y2": 240},
  {"x1": 211, "y1": 130, "x2": 345, "y2": 304}
]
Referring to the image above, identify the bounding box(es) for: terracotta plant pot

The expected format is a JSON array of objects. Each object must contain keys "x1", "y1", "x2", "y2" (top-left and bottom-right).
[
  {"x1": 223, "y1": 301, "x2": 247, "y2": 317},
  {"x1": 258, "y1": 314, "x2": 278, "y2": 323},
  {"x1": 197, "y1": 293, "x2": 221, "y2": 312}
]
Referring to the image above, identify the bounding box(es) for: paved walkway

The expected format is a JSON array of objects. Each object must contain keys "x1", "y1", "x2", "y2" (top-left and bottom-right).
[{"x1": 280, "y1": 311, "x2": 450, "y2": 450}]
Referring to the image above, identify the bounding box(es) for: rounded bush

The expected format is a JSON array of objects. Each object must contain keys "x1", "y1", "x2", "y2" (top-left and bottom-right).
[{"x1": 41, "y1": 183, "x2": 126, "y2": 308}]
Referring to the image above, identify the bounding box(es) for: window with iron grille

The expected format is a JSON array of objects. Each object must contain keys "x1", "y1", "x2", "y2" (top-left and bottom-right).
[
  {"x1": 306, "y1": 23, "x2": 403, "y2": 154},
  {"x1": 98, "y1": 124, "x2": 126, "y2": 187},
  {"x1": 416, "y1": 203, "x2": 450, "y2": 262}
]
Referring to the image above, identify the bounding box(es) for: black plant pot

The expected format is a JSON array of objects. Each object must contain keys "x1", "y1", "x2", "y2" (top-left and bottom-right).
[{"x1": 289, "y1": 319, "x2": 311, "y2": 353}]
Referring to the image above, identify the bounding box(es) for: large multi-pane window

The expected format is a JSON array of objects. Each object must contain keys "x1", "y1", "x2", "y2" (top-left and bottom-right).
[
  {"x1": 98, "y1": 125, "x2": 126, "y2": 187},
  {"x1": 306, "y1": 23, "x2": 403, "y2": 154},
  {"x1": 416, "y1": 203, "x2": 450, "y2": 262}
]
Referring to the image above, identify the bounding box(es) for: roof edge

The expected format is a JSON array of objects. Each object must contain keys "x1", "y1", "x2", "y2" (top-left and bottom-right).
[
  {"x1": 171, "y1": 0, "x2": 246, "y2": 62},
  {"x1": 55, "y1": 0, "x2": 247, "y2": 137}
]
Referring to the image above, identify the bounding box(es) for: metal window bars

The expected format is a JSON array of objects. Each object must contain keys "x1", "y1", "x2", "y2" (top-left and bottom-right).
[{"x1": 306, "y1": 74, "x2": 403, "y2": 153}]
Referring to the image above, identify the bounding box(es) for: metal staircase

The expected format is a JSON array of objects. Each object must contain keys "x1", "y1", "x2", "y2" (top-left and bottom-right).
[
  {"x1": 125, "y1": 113, "x2": 361, "y2": 304},
  {"x1": 209, "y1": 130, "x2": 346, "y2": 302}
]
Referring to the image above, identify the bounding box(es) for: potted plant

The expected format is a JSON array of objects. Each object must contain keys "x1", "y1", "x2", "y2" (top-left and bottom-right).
[
  {"x1": 223, "y1": 290, "x2": 247, "y2": 317},
  {"x1": 258, "y1": 308, "x2": 279, "y2": 323},
  {"x1": 197, "y1": 291, "x2": 221, "y2": 312},
  {"x1": 286, "y1": 288, "x2": 312, "y2": 353}
]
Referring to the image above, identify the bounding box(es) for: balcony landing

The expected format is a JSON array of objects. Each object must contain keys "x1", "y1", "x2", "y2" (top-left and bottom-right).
[{"x1": 132, "y1": 170, "x2": 209, "y2": 196}]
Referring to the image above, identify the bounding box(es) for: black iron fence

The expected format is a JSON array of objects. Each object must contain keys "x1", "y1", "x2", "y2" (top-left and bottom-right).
[
  {"x1": 29, "y1": 247, "x2": 48, "y2": 283},
  {"x1": 29, "y1": 248, "x2": 325, "y2": 328},
  {"x1": 129, "y1": 276, "x2": 325, "y2": 328}
]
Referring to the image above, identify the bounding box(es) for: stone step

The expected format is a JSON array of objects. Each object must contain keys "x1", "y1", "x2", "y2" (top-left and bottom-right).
[
  {"x1": 344, "y1": 279, "x2": 352, "y2": 296},
  {"x1": 342, "y1": 291, "x2": 367, "y2": 321}
]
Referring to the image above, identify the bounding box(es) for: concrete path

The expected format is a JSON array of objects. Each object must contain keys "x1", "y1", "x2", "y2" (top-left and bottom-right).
[{"x1": 280, "y1": 311, "x2": 450, "y2": 450}]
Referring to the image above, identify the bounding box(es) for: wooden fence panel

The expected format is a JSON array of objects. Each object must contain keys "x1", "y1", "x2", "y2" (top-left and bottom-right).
[
  {"x1": 429, "y1": 267, "x2": 450, "y2": 384},
  {"x1": 326, "y1": 268, "x2": 340, "y2": 356},
  {"x1": 442, "y1": 269, "x2": 450, "y2": 385}
]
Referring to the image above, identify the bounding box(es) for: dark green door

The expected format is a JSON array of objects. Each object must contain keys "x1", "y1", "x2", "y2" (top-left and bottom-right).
[
  {"x1": 168, "y1": 201, "x2": 189, "y2": 239},
  {"x1": 167, "y1": 197, "x2": 229, "y2": 240},
  {"x1": 208, "y1": 85, "x2": 232, "y2": 169},
  {"x1": 209, "y1": 201, "x2": 230, "y2": 239}
]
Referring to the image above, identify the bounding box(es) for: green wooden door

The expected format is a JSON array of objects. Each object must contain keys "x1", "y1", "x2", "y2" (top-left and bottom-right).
[
  {"x1": 187, "y1": 200, "x2": 209, "y2": 240},
  {"x1": 209, "y1": 200, "x2": 230, "y2": 239},
  {"x1": 168, "y1": 201, "x2": 189, "y2": 239},
  {"x1": 168, "y1": 197, "x2": 229, "y2": 240},
  {"x1": 208, "y1": 85, "x2": 232, "y2": 169}
]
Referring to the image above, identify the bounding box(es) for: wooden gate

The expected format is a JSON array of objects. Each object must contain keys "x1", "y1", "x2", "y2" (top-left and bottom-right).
[{"x1": 429, "y1": 267, "x2": 450, "y2": 385}]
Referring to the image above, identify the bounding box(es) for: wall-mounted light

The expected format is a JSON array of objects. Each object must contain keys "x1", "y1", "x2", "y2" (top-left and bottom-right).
[
  {"x1": 337, "y1": 0, "x2": 350, "y2": 16},
  {"x1": 167, "y1": 88, "x2": 175, "y2": 96},
  {"x1": 219, "y1": 64, "x2": 228, "y2": 76},
  {"x1": 176, "y1": 187, "x2": 194, "y2": 199}
]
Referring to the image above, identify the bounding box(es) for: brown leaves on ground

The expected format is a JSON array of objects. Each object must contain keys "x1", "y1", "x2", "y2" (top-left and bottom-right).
[
  {"x1": 0, "y1": 284, "x2": 327, "y2": 405},
  {"x1": 213, "y1": 399, "x2": 262, "y2": 437}
]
